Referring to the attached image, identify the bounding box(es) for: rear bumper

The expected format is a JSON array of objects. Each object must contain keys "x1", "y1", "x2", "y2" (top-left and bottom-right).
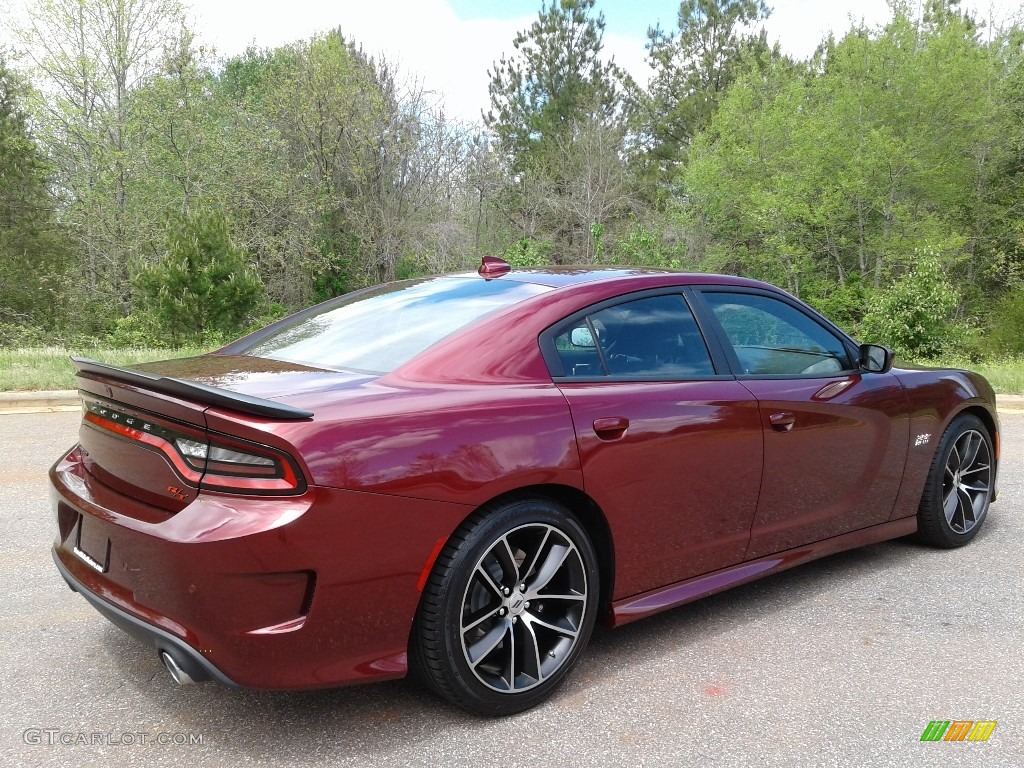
[
  {"x1": 52, "y1": 550, "x2": 238, "y2": 687},
  {"x1": 50, "y1": 444, "x2": 473, "y2": 690}
]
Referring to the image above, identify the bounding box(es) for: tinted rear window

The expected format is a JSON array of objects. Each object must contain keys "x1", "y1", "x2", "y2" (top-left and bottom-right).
[{"x1": 238, "y1": 277, "x2": 549, "y2": 373}]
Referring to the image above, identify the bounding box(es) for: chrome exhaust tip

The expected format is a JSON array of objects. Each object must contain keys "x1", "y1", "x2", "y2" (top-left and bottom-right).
[{"x1": 160, "y1": 650, "x2": 197, "y2": 685}]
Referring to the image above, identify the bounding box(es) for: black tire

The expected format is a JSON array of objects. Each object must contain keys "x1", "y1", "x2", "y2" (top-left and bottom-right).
[
  {"x1": 916, "y1": 414, "x2": 994, "y2": 548},
  {"x1": 411, "y1": 496, "x2": 599, "y2": 716}
]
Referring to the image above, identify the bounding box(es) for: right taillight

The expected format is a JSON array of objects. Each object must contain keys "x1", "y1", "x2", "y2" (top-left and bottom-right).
[{"x1": 194, "y1": 435, "x2": 305, "y2": 495}]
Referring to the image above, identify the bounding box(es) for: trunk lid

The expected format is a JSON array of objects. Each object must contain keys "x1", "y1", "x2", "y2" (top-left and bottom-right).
[{"x1": 73, "y1": 354, "x2": 349, "y2": 513}]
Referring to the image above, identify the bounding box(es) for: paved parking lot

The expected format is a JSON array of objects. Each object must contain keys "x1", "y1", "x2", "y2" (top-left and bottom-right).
[{"x1": 2, "y1": 409, "x2": 1022, "y2": 767}]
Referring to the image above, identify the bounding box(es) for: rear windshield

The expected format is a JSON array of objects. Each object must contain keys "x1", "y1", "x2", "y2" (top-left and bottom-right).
[{"x1": 237, "y1": 277, "x2": 549, "y2": 373}]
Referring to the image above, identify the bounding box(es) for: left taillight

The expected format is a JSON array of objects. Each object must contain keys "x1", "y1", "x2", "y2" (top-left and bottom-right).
[{"x1": 83, "y1": 400, "x2": 305, "y2": 496}]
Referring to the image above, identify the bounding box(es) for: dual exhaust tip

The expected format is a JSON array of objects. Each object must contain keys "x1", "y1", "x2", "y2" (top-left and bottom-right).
[{"x1": 159, "y1": 650, "x2": 200, "y2": 686}]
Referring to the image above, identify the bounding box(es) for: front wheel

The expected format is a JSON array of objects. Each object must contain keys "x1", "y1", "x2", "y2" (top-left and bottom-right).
[
  {"x1": 411, "y1": 497, "x2": 600, "y2": 715},
  {"x1": 916, "y1": 414, "x2": 994, "y2": 548}
]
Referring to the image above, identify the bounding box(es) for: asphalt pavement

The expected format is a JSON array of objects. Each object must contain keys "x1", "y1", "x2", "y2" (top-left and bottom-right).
[{"x1": 1, "y1": 410, "x2": 1021, "y2": 768}]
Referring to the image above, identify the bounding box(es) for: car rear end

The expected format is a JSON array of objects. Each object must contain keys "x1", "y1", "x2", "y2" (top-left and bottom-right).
[
  {"x1": 51, "y1": 361, "x2": 324, "y2": 687},
  {"x1": 50, "y1": 271, "x2": 561, "y2": 690}
]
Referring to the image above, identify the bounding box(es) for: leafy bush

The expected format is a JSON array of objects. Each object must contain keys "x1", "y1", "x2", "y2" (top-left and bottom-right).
[
  {"x1": 802, "y1": 272, "x2": 868, "y2": 337},
  {"x1": 502, "y1": 238, "x2": 552, "y2": 267},
  {"x1": 860, "y1": 253, "x2": 959, "y2": 357},
  {"x1": 985, "y1": 287, "x2": 1024, "y2": 357},
  {"x1": 104, "y1": 314, "x2": 172, "y2": 349},
  {"x1": 611, "y1": 224, "x2": 682, "y2": 269},
  {"x1": 0, "y1": 321, "x2": 59, "y2": 347}
]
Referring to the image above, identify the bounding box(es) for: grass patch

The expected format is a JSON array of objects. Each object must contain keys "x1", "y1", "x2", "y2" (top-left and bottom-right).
[
  {"x1": 910, "y1": 356, "x2": 1024, "y2": 395},
  {"x1": 964, "y1": 359, "x2": 1024, "y2": 395},
  {"x1": 2, "y1": 347, "x2": 1022, "y2": 394},
  {"x1": 0, "y1": 347, "x2": 206, "y2": 392}
]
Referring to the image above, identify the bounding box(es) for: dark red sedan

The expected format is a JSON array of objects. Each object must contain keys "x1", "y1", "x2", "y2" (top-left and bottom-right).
[{"x1": 50, "y1": 260, "x2": 999, "y2": 715}]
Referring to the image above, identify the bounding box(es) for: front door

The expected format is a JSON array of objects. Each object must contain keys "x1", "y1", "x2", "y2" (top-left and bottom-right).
[{"x1": 694, "y1": 288, "x2": 910, "y2": 560}]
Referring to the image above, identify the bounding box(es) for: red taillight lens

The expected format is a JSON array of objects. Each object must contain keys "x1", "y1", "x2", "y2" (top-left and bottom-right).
[{"x1": 83, "y1": 399, "x2": 305, "y2": 495}]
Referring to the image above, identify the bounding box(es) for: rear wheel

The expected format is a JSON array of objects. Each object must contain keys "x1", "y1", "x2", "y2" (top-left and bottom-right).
[
  {"x1": 916, "y1": 414, "x2": 994, "y2": 548},
  {"x1": 412, "y1": 497, "x2": 599, "y2": 715}
]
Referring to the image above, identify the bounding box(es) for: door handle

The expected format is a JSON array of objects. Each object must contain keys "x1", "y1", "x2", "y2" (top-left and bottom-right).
[
  {"x1": 593, "y1": 416, "x2": 629, "y2": 440},
  {"x1": 769, "y1": 412, "x2": 795, "y2": 432}
]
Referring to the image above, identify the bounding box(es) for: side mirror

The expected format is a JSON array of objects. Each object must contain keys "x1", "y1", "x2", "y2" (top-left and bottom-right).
[
  {"x1": 859, "y1": 343, "x2": 894, "y2": 374},
  {"x1": 570, "y1": 327, "x2": 596, "y2": 348}
]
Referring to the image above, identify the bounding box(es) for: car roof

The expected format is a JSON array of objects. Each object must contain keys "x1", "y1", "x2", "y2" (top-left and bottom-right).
[
  {"x1": 448, "y1": 266, "x2": 767, "y2": 290},
  {"x1": 389, "y1": 266, "x2": 796, "y2": 384}
]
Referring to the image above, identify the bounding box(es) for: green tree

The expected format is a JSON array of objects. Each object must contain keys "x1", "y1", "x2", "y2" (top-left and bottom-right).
[
  {"x1": 981, "y1": 27, "x2": 1024, "y2": 290},
  {"x1": 0, "y1": 52, "x2": 72, "y2": 340},
  {"x1": 639, "y1": 0, "x2": 773, "y2": 185},
  {"x1": 128, "y1": 35, "x2": 323, "y2": 312},
  {"x1": 485, "y1": 0, "x2": 635, "y2": 262},
  {"x1": 485, "y1": 0, "x2": 625, "y2": 169},
  {"x1": 219, "y1": 33, "x2": 476, "y2": 296},
  {"x1": 682, "y1": 1, "x2": 1009, "y2": 327},
  {"x1": 12, "y1": 0, "x2": 187, "y2": 320},
  {"x1": 985, "y1": 285, "x2": 1024, "y2": 356},
  {"x1": 135, "y1": 204, "x2": 265, "y2": 343}
]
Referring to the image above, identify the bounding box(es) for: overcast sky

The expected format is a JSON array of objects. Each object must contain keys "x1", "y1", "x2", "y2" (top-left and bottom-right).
[{"x1": 5, "y1": 0, "x2": 1022, "y2": 122}]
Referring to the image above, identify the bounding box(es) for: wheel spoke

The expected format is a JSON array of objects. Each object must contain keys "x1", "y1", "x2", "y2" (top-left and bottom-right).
[
  {"x1": 943, "y1": 484, "x2": 959, "y2": 522},
  {"x1": 503, "y1": 620, "x2": 516, "y2": 689},
  {"x1": 961, "y1": 463, "x2": 990, "y2": 476},
  {"x1": 529, "y1": 543, "x2": 573, "y2": 594},
  {"x1": 960, "y1": 433, "x2": 981, "y2": 468},
  {"x1": 519, "y1": 527, "x2": 551, "y2": 584},
  {"x1": 493, "y1": 536, "x2": 520, "y2": 584},
  {"x1": 525, "y1": 612, "x2": 579, "y2": 639},
  {"x1": 462, "y1": 604, "x2": 501, "y2": 634},
  {"x1": 533, "y1": 593, "x2": 585, "y2": 602},
  {"x1": 475, "y1": 564, "x2": 504, "y2": 600},
  {"x1": 957, "y1": 487, "x2": 975, "y2": 528},
  {"x1": 519, "y1": 620, "x2": 543, "y2": 682},
  {"x1": 466, "y1": 619, "x2": 509, "y2": 666},
  {"x1": 948, "y1": 495, "x2": 965, "y2": 531},
  {"x1": 948, "y1": 442, "x2": 963, "y2": 473}
]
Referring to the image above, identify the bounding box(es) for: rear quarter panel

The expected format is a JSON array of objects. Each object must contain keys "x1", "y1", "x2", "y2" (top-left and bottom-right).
[{"x1": 285, "y1": 382, "x2": 583, "y2": 505}]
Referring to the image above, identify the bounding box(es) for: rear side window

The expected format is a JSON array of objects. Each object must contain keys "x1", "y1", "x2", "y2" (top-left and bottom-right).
[
  {"x1": 237, "y1": 277, "x2": 549, "y2": 373},
  {"x1": 552, "y1": 294, "x2": 714, "y2": 378}
]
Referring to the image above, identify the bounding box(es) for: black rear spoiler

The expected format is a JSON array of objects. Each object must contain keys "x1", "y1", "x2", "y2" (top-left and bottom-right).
[{"x1": 71, "y1": 356, "x2": 314, "y2": 420}]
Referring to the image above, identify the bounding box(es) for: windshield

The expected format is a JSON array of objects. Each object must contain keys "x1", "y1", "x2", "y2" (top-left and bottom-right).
[{"x1": 237, "y1": 277, "x2": 549, "y2": 373}]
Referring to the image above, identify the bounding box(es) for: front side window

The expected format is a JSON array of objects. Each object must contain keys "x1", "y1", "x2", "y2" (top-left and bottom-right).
[
  {"x1": 703, "y1": 291, "x2": 852, "y2": 376},
  {"x1": 552, "y1": 294, "x2": 714, "y2": 378}
]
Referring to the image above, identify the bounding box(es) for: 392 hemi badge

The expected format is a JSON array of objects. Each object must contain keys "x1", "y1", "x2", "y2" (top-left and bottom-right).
[{"x1": 166, "y1": 486, "x2": 188, "y2": 501}]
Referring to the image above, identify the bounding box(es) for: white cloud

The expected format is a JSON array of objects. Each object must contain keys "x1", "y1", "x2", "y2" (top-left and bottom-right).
[
  {"x1": 192, "y1": 0, "x2": 532, "y2": 123},
  {"x1": 764, "y1": 0, "x2": 891, "y2": 60},
  {"x1": 7, "y1": 0, "x2": 1022, "y2": 123}
]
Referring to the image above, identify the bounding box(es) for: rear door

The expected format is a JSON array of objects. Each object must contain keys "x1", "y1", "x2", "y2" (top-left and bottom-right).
[
  {"x1": 692, "y1": 287, "x2": 910, "y2": 559},
  {"x1": 542, "y1": 290, "x2": 763, "y2": 600}
]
